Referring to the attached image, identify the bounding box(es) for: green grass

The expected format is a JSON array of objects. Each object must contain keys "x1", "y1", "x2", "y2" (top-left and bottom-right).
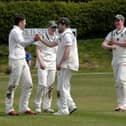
[
  {"x1": 1, "y1": 73, "x2": 126, "y2": 126},
  {"x1": 78, "y1": 39, "x2": 112, "y2": 72}
]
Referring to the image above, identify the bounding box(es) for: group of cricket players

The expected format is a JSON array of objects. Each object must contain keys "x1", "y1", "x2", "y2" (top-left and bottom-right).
[
  {"x1": 6, "y1": 15, "x2": 79, "y2": 116},
  {"x1": 5, "y1": 13, "x2": 126, "y2": 116}
]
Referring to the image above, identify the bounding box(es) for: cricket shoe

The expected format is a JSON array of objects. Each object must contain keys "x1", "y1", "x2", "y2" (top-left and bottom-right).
[
  {"x1": 69, "y1": 106, "x2": 77, "y2": 114},
  {"x1": 114, "y1": 106, "x2": 126, "y2": 112},
  {"x1": 53, "y1": 111, "x2": 69, "y2": 115},
  {"x1": 43, "y1": 108, "x2": 54, "y2": 113},
  {"x1": 35, "y1": 108, "x2": 41, "y2": 113},
  {"x1": 8, "y1": 111, "x2": 19, "y2": 116},
  {"x1": 24, "y1": 110, "x2": 37, "y2": 115}
]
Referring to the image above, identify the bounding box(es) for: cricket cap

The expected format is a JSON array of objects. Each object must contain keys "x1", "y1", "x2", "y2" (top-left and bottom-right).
[
  {"x1": 48, "y1": 20, "x2": 57, "y2": 28},
  {"x1": 114, "y1": 14, "x2": 125, "y2": 22},
  {"x1": 57, "y1": 17, "x2": 71, "y2": 26}
]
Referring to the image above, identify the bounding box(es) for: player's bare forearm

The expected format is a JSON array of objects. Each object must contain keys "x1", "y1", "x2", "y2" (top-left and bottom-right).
[
  {"x1": 112, "y1": 41, "x2": 126, "y2": 47},
  {"x1": 35, "y1": 34, "x2": 57, "y2": 47},
  {"x1": 102, "y1": 40, "x2": 115, "y2": 49}
]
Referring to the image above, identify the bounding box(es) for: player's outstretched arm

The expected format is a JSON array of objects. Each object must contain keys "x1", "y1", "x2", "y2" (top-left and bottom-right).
[
  {"x1": 37, "y1": 34, "x2": 57, "y2": 47},
  {"x1": 34, "y1": 34, "x2": 57, "y2": 47},
  {"x1": 41, "y1": 38, "x2": 58, "y2": 47}
]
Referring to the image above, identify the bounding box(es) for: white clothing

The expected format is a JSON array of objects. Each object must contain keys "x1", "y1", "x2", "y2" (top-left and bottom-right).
[
  {"x1": 34, "y1": 31, "x2": 57, "y2": 112},
  {"x1": 55, "y1": 28, "x2": 79, "y2": 114},
  {"x1": 9, "y1": 25, "x2": 34, "y2": 60},
  {"x1": 35, "y1": 31, "x2": 57, "y2": 70},
  {"x1": 105, "y1": 27, "x2": 126, "y2": 64},
  {"x1": 34, "y1": 69, "x2": 56, "y2": 111},
  {"x1": 56, "y1": 28, "x2": 79, "y2": 71},
  {"x1": 112, "y1": 63, "x2": 126, "y2": 108},
  {"x1": 57, "y1": 69, "x2": 76, "y2": 114},
  {"x1": 105, "y1": 27, "x2": 126, "y2": 108},
  {"x1": 5, "y1": 59, "x2": 32, "y2": 113},
  {"x1": 5, "y1": 25, "x2": 34, "y2": 113}
]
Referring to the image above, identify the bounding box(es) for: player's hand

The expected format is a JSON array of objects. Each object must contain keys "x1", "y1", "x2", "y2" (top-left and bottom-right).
[
  {"x1": 102, "y1": 44, "x2": 109, "y2": 49},
  {"x1": 34, "y1": 34, "x2": 42, "y2": 41},
  {"x1": 56, "y1": 64, "x2": 61, "y2": 71},
  {"x1": 111, "y1": 40, "x2": 116, "y2": 45},
  {"x1": 111, "y1": 41, "x2": 117, "y2": 49},
  {"x1": 111, "y1": 44, "x2": 116, "y2": 50},
  {"x1": 40, "y1": 63, "x2": 46, "y2": 70}
]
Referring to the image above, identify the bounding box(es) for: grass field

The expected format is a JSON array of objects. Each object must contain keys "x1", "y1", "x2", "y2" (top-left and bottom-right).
[
  {"x1": 0, "y1": 39, "x2": 124, "y2": 125},
  {"x1": 0, "y1": 72, "x2": 126, "y2": 126}
]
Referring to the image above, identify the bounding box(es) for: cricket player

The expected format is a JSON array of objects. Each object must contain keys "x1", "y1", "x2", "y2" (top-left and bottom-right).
[
  {"x1": 102, "y1": 14, "x2": 126, "y2": 111},
  {"x1": 5, "y1": 14, "x2": 39, "y2": 115},
  {"x1": 34, "y1": 21, "x2": 57, "y2": 113},
  {"x1": 38, "y1": 17, "x2": 79, "y2": 115}
]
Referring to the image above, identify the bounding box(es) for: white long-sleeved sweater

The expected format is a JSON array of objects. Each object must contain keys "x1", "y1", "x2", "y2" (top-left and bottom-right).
[{"x1": 9, "y1": 25, "x2": 34, "y2": 60}]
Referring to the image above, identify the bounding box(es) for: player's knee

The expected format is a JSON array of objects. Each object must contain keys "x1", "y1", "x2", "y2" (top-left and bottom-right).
[
  {"x1": 47, "y1": 86, "x2": 53, "y2": 98},
  {"x1": 48, "y1": 85, "x2": 53, "y2": 90},
  {"x1": 38, "y1": 85, "x2": 47, "y2": 92},
  {"x1": 24, "y1": 81, "x2": 33, "y2": 89},
  {"x1": 6, "y1": 85, "x2": 16, "y2": 99},
  {"x1": 117, "y1": 76, "x2": 126, "y2": 84},
  {"x1": 38, "y1": 81, "x2": 47, "y2": 88},
  {"x1": 8, "y1": 85, "x2": 16, "y2": 91}
]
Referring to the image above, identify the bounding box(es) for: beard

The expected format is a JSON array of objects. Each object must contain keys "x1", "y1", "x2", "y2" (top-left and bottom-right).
[{"x1": 58, "y1": 29, "x2": 63, "y2": 33}]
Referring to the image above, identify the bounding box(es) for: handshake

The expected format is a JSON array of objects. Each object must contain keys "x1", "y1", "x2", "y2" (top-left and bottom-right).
[{"x1": 34, "y1": 33, "x2": 43, "y2": 41}]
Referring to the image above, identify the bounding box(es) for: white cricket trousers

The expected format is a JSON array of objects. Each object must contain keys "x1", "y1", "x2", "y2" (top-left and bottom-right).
[
  {"x1": 57, "y1": 68, "x2": 76, "y2": 114},
  {"x1": 34, "y1": 68, "x2": 56, "y2": 110},
  {"x1": 112, "y1": 62, "x2": 126, "y2": 108},
  {"x1": 5, "y1": 59, "x2": 33, "y2": 113}
]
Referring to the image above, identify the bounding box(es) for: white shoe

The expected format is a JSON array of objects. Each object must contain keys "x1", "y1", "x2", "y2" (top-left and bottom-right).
[
  {"x1": 53, "y1": 111, "x2": 69, "y2": 115},
  {"x1": 69, "y1": 106, "x2": 77, "y2": 114},
  {"x1": 115, "y1": 105, "x2": 126, "y2": 111},
  {"x1": 35, "y1": 108, "x2": 41, "y2": 113},
  {"x1": 43, "y1": 108, "x2": 54, "y2": 113}
]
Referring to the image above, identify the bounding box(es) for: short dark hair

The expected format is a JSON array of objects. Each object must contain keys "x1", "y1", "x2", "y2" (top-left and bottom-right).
[
  {"x1": 14, "y1": 14, "x2": 25, "y2": 26},
  {"x1": 57, "y1": 17, "x2": 71, "y2": 27}
]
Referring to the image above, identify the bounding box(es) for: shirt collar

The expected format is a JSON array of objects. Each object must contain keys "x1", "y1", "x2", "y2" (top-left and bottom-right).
[
  {"x1": 63, "y1": 28, "x2": 71, "y2": 34},
  {"x1": 13, "y1": 25, "x2": 23, "y2": 33}
]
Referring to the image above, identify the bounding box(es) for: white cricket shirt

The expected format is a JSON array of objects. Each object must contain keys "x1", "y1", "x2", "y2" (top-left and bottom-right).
[
  {"x1": 35, "y1": 31, "x2": 57, "y2": 70},
  {"x1": 56, "y1": 28, "x2": 79, "y2": 71},
  {"x1": 105, "y1": 27, "x2": 126, "y2": 64},
  {"x1": 9, "y1": 25, "x2": 34, "y2": 60}
]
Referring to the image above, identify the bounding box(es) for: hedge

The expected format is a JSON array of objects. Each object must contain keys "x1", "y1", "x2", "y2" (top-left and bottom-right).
[
  {"x1": 0, "y1": 0, "x2": 126, "y2": 44},
  {"x1": 0, "y1": 0, "x2": 93, "y2": 2}
]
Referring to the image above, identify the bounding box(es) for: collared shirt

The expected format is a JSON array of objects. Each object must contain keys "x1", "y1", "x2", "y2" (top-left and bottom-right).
[
  {"x1": 56, "y1": 28, "x2": 79, "y2": 71},
  {"x1": 35, "y1": 31, "x2": 57, "y2": 70},
  {"x1": 105, "y1": 27, "x2": 126, "y2": 64},
  {"x1": 9, "y1": 25, "x2": 34, "y2": 60}
]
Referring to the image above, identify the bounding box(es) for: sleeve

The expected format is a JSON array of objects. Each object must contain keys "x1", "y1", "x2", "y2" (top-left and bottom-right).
[
  {"x1": 63, "y1": 33, "x2": 73, "y2": 46},
  {"x1": 105, "y1": 32, "x2": 112, "y2": 41},
  {"x1": 124, "y1": 30, "x2": 126, "y2": 41},
  {"x1": 13, "y1": 31, "x2": 34, "y2": 46}
]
